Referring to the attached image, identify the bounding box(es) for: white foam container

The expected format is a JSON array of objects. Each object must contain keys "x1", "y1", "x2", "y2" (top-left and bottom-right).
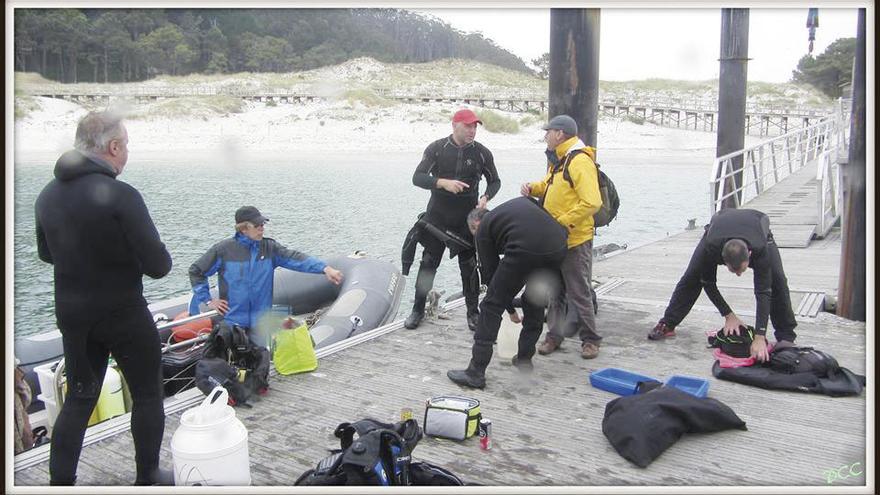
[
  {"x1": 36, "y1": 394, "x2": 60, "y2": 434},
  {"x1": 171, "y1": 386, "x2": 251, "y2": 486},
  {"x1": 33, "y1": 361, "x2": 58, "y2": 402},
  {"x1": 497, "y1": 317, "x2": 522, "y2": 360}
]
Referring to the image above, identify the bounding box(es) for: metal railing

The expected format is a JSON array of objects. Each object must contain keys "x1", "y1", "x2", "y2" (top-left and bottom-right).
[{"x1": 708, "y1": 98, "x2": 850, "y2": 217}]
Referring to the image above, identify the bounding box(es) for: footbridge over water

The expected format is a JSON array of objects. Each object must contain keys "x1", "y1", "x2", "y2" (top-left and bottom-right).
[
  {"x1": 22, "y1": 84, "x2": 836, "y2": 137},
  {"x1": 708, "y1": 102, "x2": 850, "y2": 248}
]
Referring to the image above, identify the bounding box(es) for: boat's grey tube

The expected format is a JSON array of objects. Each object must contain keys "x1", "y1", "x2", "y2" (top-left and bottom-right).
[{"x1": 272, "y1": 254, "x2": 403, "y2": 349}]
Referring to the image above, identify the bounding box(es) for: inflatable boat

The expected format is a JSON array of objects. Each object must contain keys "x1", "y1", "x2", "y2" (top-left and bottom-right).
[{"x1": 14, "y1": 252, "x2": 403, "y2": 418}]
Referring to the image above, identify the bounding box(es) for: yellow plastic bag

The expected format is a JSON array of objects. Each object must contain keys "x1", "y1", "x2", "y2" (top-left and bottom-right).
[{"x1": 272, "y1": 323, "x2": 318, "y2": 375}]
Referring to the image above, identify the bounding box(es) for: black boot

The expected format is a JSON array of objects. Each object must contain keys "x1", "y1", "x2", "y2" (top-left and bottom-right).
[
  {"x1": 511, "y1": 355, "x2": 534, "y2": 373},
  {"x1": 404, "y1": 309, "x2": 424, "y2": 329},
  {"x1": 49, "y1": 476, "x2": 76, "y2": 486},
  {"x1": 134, "y1": 466, "x2": 174, "y2": 486},
  {"x1": 446, "y1": 368, "x2": 486, "y2": 389}
]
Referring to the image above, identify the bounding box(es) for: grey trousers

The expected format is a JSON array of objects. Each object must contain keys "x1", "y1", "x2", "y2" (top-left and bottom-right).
[{"x1": 546, "y1": 240, "x2": 602, "y2": 346}]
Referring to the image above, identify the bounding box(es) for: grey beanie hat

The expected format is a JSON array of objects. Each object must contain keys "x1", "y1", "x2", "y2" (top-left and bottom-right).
[{"x1": 542, "y1": 114, "x2": 578, "y2": 136}]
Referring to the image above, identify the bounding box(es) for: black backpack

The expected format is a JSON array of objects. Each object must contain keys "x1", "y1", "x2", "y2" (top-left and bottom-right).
[
  {"x1": 295, "y1": 418, "x2": 469, "y2": 486},
  {"x1": 593, "y1": 164, "x2": 620, "y2": 227},
  {"x1": 552, "y1": 149, "x2": 620, "y2": 228},
  {"x1": 194, "y1": 322, "x2": 270, "y2": 407},
  {"x1": 707, "y1": 326, "x2": 755, "y2": 358},
  {"x1": 769, "y1": 347, "x2": 840, "y2": 377},
  {"x1": 295, "y1": 418, "x2": 422, "y2": 486}
]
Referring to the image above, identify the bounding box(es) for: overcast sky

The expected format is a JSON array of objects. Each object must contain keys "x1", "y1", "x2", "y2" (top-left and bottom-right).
[{"x1": 416, "y1": 8, "x2": 861, "y2": 82}]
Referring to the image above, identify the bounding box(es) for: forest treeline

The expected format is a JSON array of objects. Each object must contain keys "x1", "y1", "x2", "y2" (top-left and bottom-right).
[{"x1": 13, "y1": 8, "x2": 532, "y2": 84}]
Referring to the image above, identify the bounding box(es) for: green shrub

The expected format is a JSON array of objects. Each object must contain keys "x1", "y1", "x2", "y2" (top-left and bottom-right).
[
  {"x1": 477, "y1": 109, "x2": 520, "y2": 134},
  {"x1": 623, "y1": 114, "x2": 645, "y2": 125},
  {"x1": 344, "y1": 89, "x2": 395, "y2": 108},
  {"x1": 14, "y1": 94, "x2": 40, "y2": 119},
  {"x1": 266, "y1": 99, "x2": 278, "y2": 107},
  {"x1": 128, "y1": 95, "x2": 245, "y2": 120},
  {"x1": 518, "y1": 113, "x2": 545, "y2": 127}
]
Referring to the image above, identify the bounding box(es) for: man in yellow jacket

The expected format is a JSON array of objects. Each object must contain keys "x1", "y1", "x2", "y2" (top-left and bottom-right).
[{"x1": 520, "y1": 115, "x2": 603, "y2": 359}]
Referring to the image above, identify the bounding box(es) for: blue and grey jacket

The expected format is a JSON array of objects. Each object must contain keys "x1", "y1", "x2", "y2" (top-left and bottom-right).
[{"x1": 188, "y1": 232, "x2": 327, "y2": 328}]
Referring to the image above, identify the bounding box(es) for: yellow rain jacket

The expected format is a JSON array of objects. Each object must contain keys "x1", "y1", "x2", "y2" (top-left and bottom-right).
[{"x1": 527, "y1": 137, "x2": 602, "y2": 248}]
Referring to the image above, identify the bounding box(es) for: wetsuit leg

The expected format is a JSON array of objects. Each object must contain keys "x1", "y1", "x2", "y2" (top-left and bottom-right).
[
  {"x1": 661, "y1": 235, "x2": 711, "y2": 327},
  {"x1": 458, "y1": 249, "x2": 480, "y2": 316},
  {"x1": 49, "y1": 313, "x2": 109, "y2": 484},
  {"x1": 767, "y1": 240, "x2": 798, "y2": 342},
  {"x1": 97, "y1": 305, "x2": 166, "y2": 480},
  {"x1": 469, "y1": 257, "x2": 528, "y2": 375},
  {"x1": 412, "y1": 235, "x2": 445, "y2": 313}
]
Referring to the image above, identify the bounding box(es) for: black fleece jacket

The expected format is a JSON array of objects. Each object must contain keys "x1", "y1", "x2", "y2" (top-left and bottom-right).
[
  {"x1": 413, "y1": 136, "x2": 501, "y2": 233},
  {"x1": 35, "y1": 150, "x2": 172, "y2": 314},
  {"x1": 700, "y1": 208, "x2": 774, "y2": 333},
  {"x1": 475, "y1": 197, "x2": 568, "y2": 284}
]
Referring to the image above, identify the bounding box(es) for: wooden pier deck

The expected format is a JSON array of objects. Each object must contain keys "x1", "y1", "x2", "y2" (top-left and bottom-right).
[{"x1": 12, "y1": 217, "x2": 869, "y2": 490}]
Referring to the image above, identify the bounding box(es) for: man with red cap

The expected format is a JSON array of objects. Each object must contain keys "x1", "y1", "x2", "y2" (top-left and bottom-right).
[{"x1": 403, "y1": 108, "x2": 501, "y2": 331}]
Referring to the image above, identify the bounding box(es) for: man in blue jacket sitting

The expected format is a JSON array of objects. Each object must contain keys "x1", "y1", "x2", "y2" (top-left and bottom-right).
[{"x1": 189, "y1": 206, "x2": 343, "y2": 348}]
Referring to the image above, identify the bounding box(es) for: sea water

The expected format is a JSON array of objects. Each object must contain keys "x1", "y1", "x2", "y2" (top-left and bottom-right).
[{"x1": 12, "y1": 147, "x2": 713, "y2": 338}]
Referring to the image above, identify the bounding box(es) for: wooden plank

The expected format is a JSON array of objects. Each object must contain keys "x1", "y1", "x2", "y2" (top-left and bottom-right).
[{"x1": 771, "y1": 224, "x2": 817, "y2": 248}]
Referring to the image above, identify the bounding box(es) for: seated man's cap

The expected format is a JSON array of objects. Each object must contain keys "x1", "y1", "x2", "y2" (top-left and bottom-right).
[
  {"x1": 235, "y1": 206, "x2": 269, "y2": 225},
  {"x1": 452, "y1": 109, "x2": 482, "y2": 125},
  {"x1": 542, "y1": 114, "x2": 578, "y2": 136}
]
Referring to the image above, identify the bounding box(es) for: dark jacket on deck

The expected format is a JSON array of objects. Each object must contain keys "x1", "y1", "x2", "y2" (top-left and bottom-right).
[{"x1": 35, "y1": 150, "x2": 172, "y2": 313}]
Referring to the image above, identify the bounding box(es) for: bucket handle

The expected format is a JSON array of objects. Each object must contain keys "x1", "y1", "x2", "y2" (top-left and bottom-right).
[{"x1": 197, "y1": 385, "x2": 229, "y2": 422}]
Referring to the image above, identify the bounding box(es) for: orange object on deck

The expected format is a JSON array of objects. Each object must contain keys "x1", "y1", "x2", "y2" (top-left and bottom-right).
[{"x1": 171, "y1": 311, "x2": 213, "y2": 343}]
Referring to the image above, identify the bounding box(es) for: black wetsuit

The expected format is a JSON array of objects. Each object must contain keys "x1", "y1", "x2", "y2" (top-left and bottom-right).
[
  {"x1": 661, "y1": 208, "x2": 797, "y2": 341},
  {"x1": 467, "y1": 197, "x2": 568, "y2": 374},
  {"x1": 410, "y1": 136, "x2": 501, "y2": 316},
  {"x1": 35, "y1": 150, "x2": 172, "y2": 484}
]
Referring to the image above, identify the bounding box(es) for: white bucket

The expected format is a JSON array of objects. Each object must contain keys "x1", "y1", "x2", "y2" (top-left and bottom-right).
[
  {"x1": 497, "y1": 317, "x2": 521, "y2": 360},
  {"x1": 171, "y1": 386, "x2": 251, "y2": 486}
]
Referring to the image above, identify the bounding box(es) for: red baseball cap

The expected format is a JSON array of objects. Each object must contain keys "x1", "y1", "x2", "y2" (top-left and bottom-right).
[{"x1": 452, "y1": 109, "x2": 482, "y2": 125}]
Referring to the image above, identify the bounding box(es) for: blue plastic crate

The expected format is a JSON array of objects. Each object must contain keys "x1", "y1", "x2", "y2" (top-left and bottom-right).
[
  {"x1": 589, "y1": 367, "x2": 662, "y2": 396},
  {"x1": 665, "y1": 375, "x2": 710, "y2": 398}
]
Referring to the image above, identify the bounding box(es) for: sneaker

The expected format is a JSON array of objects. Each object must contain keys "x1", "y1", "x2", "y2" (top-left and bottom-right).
[
  {"x1": 647, "y1": 321, "x2": 676, "y2": 341},
  {"x1": 511, "y1": 356, "x2": 534, "y2": 372},
  {"x1": 537, "y1": 339, "x2": 560, "y2": 355},
  {"x1": 581, "y1": 342, "x2": 600, "y2": 359},
  {"x1": 466, "y1": 312, "x2": 479, "y2": 332},
  {"x1": 404, "y1": 310, "x2": 424, "y2": 330},
  {"x1": 446, "y1": 369, "x2": 486, "y2": 389}
]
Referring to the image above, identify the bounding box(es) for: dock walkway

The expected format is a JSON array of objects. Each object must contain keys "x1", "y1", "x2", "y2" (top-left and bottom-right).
[{"x1": 13, "y1": 218, "x2": 868, "y2": 488}]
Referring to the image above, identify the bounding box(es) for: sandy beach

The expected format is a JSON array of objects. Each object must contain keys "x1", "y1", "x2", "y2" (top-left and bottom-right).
[{"x1": 14, "y1": 95, "x2": 724, "y2": 158}]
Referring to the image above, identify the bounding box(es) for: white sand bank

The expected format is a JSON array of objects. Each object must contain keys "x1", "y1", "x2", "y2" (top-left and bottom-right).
[{"x1": 15, "y1": 96, "x2": 722, "y2": 158}]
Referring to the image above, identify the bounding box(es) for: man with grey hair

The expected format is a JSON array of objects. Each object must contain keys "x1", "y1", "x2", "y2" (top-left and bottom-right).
[
  {"x1": 35, "y1": 111, "x2": 174, "y2": 485},
  {"x1": 521, "y1": 114, "x2": 604, "y2": 359},
  {"x1": 648, "y1": 208, "x2": 798, "y2": 363}
]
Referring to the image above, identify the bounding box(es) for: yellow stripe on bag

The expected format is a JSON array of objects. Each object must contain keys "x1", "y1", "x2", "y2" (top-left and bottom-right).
[{"x1": 273, "y1": 323, "x2": 318, "y2": 375}]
